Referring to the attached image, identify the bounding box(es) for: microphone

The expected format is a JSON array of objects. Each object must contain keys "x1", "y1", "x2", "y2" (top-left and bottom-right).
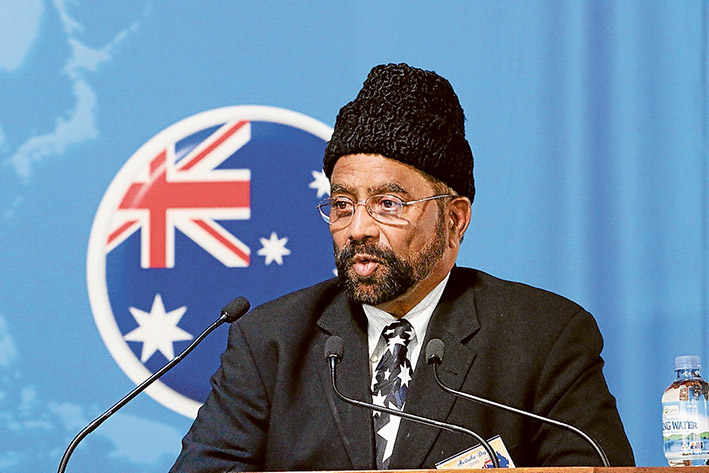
[
  {"x1": 425, "y1": 338, "x2": 610, "y2": 467},
  {"x1": 324, "y1": 336, "x2": 500, "y2": 468},
  {"x1": 57, "y1": 296, "x2": 251, "y2": 473}
]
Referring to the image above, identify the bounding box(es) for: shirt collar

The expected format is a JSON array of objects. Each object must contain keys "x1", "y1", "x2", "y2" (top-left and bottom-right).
[{"x1": 363, "y1": 272, "x2": 451, "y2": 348}]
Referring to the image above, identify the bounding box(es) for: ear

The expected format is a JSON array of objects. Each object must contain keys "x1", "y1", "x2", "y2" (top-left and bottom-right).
[{"x1": 447, "y1": 197, "x2": 471, "y2": 247}]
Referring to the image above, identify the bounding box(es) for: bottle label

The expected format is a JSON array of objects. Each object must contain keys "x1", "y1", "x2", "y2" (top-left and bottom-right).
[{"x1": 662, "y1": 400, "x2": 709, "y2": 459}]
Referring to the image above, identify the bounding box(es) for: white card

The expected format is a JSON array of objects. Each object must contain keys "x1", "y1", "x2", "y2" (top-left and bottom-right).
[{"x1": 436, "y1": 435, "x2": 515, "y2": 469}]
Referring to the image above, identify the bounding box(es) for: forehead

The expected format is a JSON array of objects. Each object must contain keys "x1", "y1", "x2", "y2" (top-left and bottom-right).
[{"x1": 329, "y1": 154, "x2": 433, "y2": 196}]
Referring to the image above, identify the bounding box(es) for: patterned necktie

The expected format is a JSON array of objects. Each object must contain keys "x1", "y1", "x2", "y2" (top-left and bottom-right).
[{"x1": 371, "y1": 319, "x2": 415, "y2": 469}]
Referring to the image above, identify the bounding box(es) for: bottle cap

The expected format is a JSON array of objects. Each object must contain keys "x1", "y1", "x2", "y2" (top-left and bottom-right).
[{"x1": 675, "y1": 355, "x2": 701, "y2": 371}]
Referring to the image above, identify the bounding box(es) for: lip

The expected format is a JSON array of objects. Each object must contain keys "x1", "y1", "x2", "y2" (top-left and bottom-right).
[
  {"x1": 352, "y1": 253, "x2": 379, "y2": 264},
  {"x1": 351, "y1": 253, "x2": 380, "y2": 277}
]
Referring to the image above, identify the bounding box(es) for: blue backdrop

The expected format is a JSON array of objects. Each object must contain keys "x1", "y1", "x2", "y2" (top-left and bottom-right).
[{"x1": 1, "y1": 1, "x2": 707, "y2": 471}]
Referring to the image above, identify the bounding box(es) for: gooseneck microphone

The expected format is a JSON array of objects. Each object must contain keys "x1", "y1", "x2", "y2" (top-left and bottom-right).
[
  {"x1": 425, "y1": 338, "x2": 610, "y2": 467},
  {"x1": 324, "y1": 335, "x2": 500, "y2": 468},
  {"x1": 57, "y1": 296, "x2": 251, "y2": 473}
]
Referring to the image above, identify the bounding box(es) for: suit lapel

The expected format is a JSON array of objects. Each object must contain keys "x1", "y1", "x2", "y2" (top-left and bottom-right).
[
  {"x1": 389, "y1": 268, "x2": 481, "y2": 468},
  {"x1": 314, "y1": 292, "x2": 375, "y2": 470}
]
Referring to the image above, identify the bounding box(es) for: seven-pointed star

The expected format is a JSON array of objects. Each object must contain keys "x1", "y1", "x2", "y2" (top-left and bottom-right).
[
  {"x1": 399, "y1": 365, "x2": 412, "y2": 386},
  {"x1": 309, "y1": 169, "x2": 330, "y2": 198},
  {"x1": 124, "y1": 294, "x2": 193, "y2": 362},
  {"x1": 257, "y1": 232, "x2": 291, "y2": 265},
  {"x1": 372, "y1": 391, "x2": 387, "y2": 407},
  {"x1": 387, "y1": 334, "x2": 406, "y2": 347}
]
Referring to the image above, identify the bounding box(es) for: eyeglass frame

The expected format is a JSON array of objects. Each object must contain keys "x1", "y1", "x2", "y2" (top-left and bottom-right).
[{"x1": 316, "y1": 193, "x2": 457, "y2": 226}]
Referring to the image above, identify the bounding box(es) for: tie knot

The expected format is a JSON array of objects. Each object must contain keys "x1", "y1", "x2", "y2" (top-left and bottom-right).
[{"x1": 382, "y1": 319, "x2": 414, "y2": 346}]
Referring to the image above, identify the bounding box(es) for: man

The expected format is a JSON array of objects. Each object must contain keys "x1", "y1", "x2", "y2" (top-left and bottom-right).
[{"x1": 170, "y1": 63, "x2": 634, "y2": 472}]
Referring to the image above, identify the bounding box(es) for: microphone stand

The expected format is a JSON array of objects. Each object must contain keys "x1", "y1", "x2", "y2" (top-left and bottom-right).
[
  {"x1": 58, "y1": 296, "x2": 250, "y2": 473},
  {"x1": 430, "y1": 362, "x2": 610, "y2": 467},
  {"x1": 328, "y1": 353, "x2": 501, "y2": 468}
]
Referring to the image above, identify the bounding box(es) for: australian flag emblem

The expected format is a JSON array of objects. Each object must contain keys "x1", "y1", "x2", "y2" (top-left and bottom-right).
[{"x1": 87, "y1": 106, "x2": 334, "y2": 417}]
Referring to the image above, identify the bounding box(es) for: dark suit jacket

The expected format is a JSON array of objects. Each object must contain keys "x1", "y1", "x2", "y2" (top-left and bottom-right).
[{"x1": 170, "y1": 267, "x2": 634, "y2": 472}]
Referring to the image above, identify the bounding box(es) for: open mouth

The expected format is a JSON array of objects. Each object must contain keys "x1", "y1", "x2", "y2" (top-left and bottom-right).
[{"x1": 352, "y1": 254, "x2": 380, "y2": 277}]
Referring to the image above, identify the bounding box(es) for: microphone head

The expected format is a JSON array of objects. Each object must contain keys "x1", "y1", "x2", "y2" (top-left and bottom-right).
[
  {"x1": 426, "y1": 338, "x2": 445, "y2": 365},
  {"x1": 221, "y1": 296, "x2": 250, "y2": 323},
  {"x1": 324, "y1": 335, "x2": 344, "y2": 361}
]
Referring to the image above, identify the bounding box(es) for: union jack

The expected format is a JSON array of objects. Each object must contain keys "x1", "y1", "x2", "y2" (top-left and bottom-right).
[{"x1": 106, "y1": 120, "x2": 252, "y2": 268}]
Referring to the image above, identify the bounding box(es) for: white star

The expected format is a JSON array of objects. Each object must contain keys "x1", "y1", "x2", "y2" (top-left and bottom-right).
[
  {"x1": 372, "y1": 391, "x2": 387, "y2": 407},
  {"x1": 124, "y1": 294, "x2": 192, "y2": 362},
  {"x1": 309, "y1": 169, "x2": 330, "y2": 198},
  {"x1": 387, "y1": 334, "x2": 406, "y2": 347},
  {"x1": 383, "y1": 368, "x2": 392, "y2": 380},
  {"x1": 257, "y1": 232, "x2": 291, "y2": 265},
  {"x1": 399, "y1": 365, "x2": 412, "y2": 386}
]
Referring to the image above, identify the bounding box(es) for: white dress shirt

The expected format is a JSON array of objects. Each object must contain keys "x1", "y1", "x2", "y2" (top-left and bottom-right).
[{"x1": 362, "y1": 272, "x2": 451, "y2": 444}]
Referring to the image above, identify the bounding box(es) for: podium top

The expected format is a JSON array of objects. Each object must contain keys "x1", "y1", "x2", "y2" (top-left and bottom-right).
[{"x1": 263, "y1": 468, "x2": 705, "y2": 473}]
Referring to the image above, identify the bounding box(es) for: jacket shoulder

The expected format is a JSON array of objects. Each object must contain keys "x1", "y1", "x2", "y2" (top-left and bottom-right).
[
  {"x1": 236, "y1": 277, "x2": 343, "y2": 334},
  {"x1": 456, "y1": 267, "x2": 585, "y2": 313},
  {"x1": 452, "y1": 267, "x2": 592, "y2": 338}
]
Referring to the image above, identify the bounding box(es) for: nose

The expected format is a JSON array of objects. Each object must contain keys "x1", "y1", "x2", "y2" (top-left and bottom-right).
[{"x1": 346, "y1": 201, "x2": 379, "y2": 242}]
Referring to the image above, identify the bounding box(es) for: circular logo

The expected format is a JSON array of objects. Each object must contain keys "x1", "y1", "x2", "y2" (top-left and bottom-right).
[{"x1": 87, "y1": 106, "x2": 334, "y2": 417}]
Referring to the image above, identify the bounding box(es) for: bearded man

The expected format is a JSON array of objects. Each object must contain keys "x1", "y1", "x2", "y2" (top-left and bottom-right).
[{"x1": 170, "y1": 63, "x2": 634, "y2": 472}]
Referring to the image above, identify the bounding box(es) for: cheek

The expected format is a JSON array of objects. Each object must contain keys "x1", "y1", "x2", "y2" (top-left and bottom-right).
[
  {"x1": 379, "y1": 228, "x2": 415, "y2": 253},
  {"x1": 330, "y1": 228, "x2": 347, "y2": 250},
  {"x1": 397, "y1": 218, "x2": 441, "y2": 252}
]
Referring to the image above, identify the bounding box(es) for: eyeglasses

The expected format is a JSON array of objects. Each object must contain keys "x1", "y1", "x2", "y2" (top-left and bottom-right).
[{"x1": 316, "y1": 194, "x2": 455, "y2": 227}]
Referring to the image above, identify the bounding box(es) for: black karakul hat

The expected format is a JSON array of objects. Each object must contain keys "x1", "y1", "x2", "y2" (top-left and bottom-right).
[{"x1": 323, "y1": 63, "x2": 475, "y2": 203}]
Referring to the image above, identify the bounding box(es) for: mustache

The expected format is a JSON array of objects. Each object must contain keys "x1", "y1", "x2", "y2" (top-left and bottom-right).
[{"x1": 335, "y1": 242, "x2": 397, "y2": 267}]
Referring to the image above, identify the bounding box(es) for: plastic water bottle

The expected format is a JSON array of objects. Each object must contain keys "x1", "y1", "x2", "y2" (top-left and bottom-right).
[{"x1": 662, "y1": 355, "x2": 709, "y2": 466}]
